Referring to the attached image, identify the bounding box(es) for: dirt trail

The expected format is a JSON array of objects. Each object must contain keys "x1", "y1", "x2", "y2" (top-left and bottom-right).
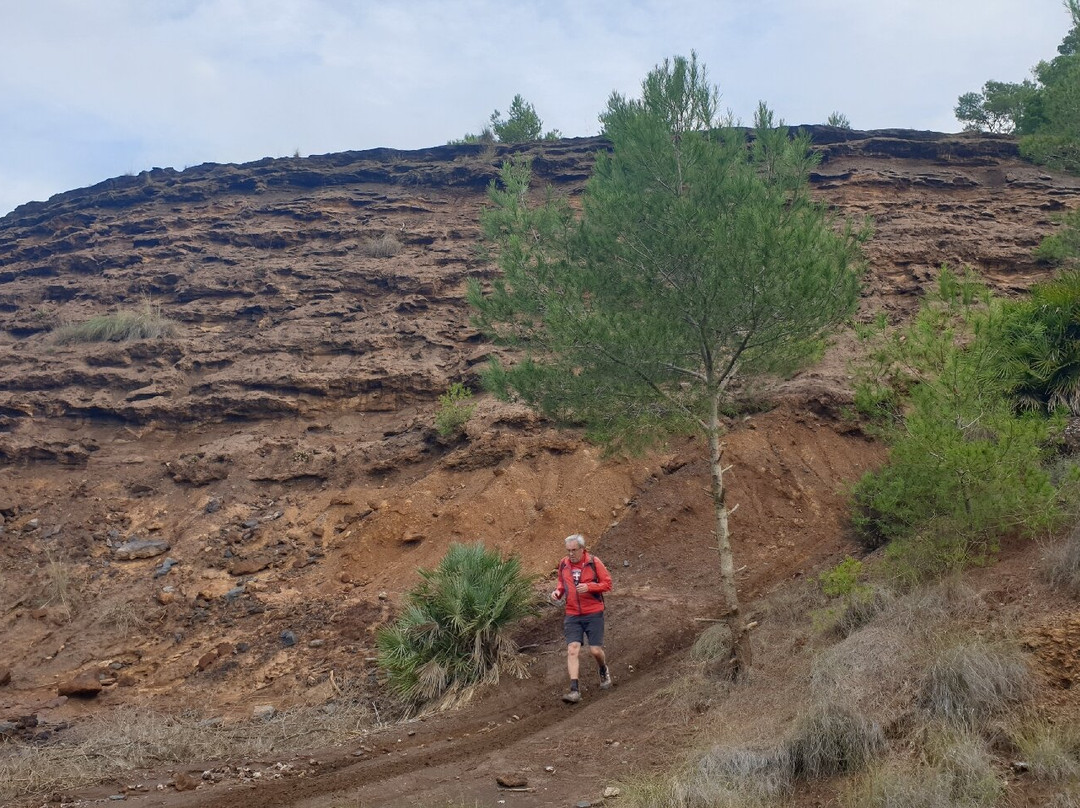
[{"x1": 52, "y1": 408, "x2": 880, "y2": 808}]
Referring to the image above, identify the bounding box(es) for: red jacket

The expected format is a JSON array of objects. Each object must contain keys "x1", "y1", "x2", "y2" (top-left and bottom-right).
[{"x1": 554, "y1": 551, "x2": 613, "y2": 616}]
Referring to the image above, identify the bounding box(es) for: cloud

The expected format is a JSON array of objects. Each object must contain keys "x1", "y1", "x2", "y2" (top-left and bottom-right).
[{"x1": 0, "y1": 0, "x2": 1071, "y2": 214}]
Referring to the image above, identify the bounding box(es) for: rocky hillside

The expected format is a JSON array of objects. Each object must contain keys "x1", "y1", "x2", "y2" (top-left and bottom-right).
[
  {"x1": 0, "y1": 129, "x2": 1079, "y2": 807},
  {"x1": 1, "y1": 129, "x2": 1077, "y2": 447}
]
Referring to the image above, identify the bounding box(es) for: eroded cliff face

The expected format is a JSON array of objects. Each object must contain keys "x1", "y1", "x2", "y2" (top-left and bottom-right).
[
  {"x1": 0, "y1": 130, "x2": 1077, "y2": 748},
  {"x1": 0, "y1": 129, "x2": 1076, "y2": 445}
]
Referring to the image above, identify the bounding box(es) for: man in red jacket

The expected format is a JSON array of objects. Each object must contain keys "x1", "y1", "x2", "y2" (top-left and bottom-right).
[{"x1": 550, "y1": 533, "x2": 613, "y2": 703}]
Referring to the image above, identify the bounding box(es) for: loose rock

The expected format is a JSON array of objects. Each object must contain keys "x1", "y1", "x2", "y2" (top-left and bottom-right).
[
  {"x1": 0, "y1": 667, "x2": 11, "y2": 686},
  {"x1": 57, "y1": 672, "x2": 102, "y2": 698},
  {"x1": 228, "y1": 555, "x2": 271, "y2": 576},
  {"x1": 114, "y1": 538, "x2": 171, "y2": 560},
  {"x1": 496, "y1": 774, "x2": 528, "y2": 789},
  {"x1": 253, "y1": 704, "x2": 276, "y2": 720},
  {"x1": 172, "y1": 771, "x2": 199, "y2": 792},
  {"x1": 153, "y1": 557, "x2": 178, "y2": 578}
]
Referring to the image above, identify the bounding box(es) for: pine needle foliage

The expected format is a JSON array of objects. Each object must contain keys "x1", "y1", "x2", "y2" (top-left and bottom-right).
[
  {"x1": 376, "y1": 542, "x2": 539, "y2": 709},
  {"x1": 851, "y1": 267, "x2": 1063, "y2": 562},
  {"x1": 470, "y1": 52, "x2": 866, "y2": 678}
]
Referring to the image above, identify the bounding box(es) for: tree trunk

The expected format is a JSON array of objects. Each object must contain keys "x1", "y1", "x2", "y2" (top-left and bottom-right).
[{"x1": 707, "y1": 396, "x2": 751, "y2": 680}]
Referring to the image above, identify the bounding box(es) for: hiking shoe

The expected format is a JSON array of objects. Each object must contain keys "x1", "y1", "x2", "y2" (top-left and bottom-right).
[
  {"x1": 599, "y1": 670, "x2": 613, "y2": 690},
  {"x1": 562, "y1": 690, "x2": 581, "y2": 704}
]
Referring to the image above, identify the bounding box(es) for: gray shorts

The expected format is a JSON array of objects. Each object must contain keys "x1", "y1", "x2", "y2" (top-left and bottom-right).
[{"x1": 564, "y1": 613, "x2": 605, "y2": 647}]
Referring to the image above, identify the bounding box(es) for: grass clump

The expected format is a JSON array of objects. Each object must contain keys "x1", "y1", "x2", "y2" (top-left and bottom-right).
[
  {"x1": 97, "y1": 598, "x2": 151, "y2": 638},
  {"x1": 52, "y1": 301, "x2": 177, "y2": 345},
  {"x1": 376, "y1": 541, "x2": 538, "y2": 709},
  {"x1": 0, "y1": 694, "x2": 373, "y2": 805},
  {"x1": 434, "y1": 383, "x2": 476, "y2": 437},
  {"x1": 846, "y1": 726, "x2": 1001, "y2": 808},
  {"x1": 918, "y1": 640, "x2": 1030, "y2": 726},
  {"x1": 1046, "y1": 520, "x2": 1080, "y2": 597},
  {"x1": 360, "y1": 233, "x2": 402, "y2": 258},
  {"x1": 786, "y1": 703, "x2": 885, "y2": 779},
  {"x1": 619, "y1": 746, "x2": 792, "y2": 808},
  {"x1": 1012, "y1": 721, "x2": 1080, "y2": 781},
  {"x1": 689, "y1": 621, "x2": 733, "y2": 663}
]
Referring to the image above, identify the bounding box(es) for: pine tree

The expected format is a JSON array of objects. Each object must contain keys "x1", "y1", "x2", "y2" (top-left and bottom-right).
[{"x1": 470, "y1": 53, "x2": 866, "y2": 678}]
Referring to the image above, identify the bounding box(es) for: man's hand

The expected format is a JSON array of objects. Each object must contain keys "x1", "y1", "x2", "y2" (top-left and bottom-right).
[
  {"x1": 550, "y1": 590, "x2": 562, "y2": 602},
  {"x1": 575, "y1": 583, "x2": 589, "y2": 594}
]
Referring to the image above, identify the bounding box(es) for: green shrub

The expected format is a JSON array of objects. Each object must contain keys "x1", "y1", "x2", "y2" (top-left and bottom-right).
[
  {"x1": 850, "y1": 267, "x2": 1064, "y2": 568},
  {"x1": 918, "y1": 640, "x2": 1030, "y2": 726},
  {"x1": 375, "y1": 542, "x2": 538, "y2": 709},
  {"x1": 1035, "y1": 206, "x2": 1080, "y2": 265},
  {"x1": 850, "y1": 389, "x2": 1058, "y2": 553},
  {"x1": 1021, "y1": 132, "x2": 1080, "y2": 175},
  {"x1": 786, "y1": 703, "x2": 884, "y2": 779},
  {"x1": 52, "y1": 302, "x2": 177, "y2": 344},
  {"x1": 813, "y1": 558, "x2": 888, "y2": 636},
  {"x1": 434, "y1": 383, "x2": 476, "y2": 437}
]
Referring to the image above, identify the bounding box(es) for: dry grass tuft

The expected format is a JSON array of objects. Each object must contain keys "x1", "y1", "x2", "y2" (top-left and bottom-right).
[
  {"x1": 845, "y1": 726, "x2": 1000, "y2": 808},
  {"x1": 360, "y1": 233, "x2": 402, "y2": 258},
  {"x1": 846, "y1": 765, "x2": 959, "y2": 808},
  {"x1": 918, "y1": 640, "x2": 1030, "y2": 726},
  {"x1": 786, "y1": 703, "x2": 885, "y2": 779},
  {"x1": 0, "y1": 689, "x2": 375, "y2": 804},
  {"x1": 52, "y1": 301, "x2": 177, "y2": 345},
  {"x1": 1048, "y1": 789, "x2": 1080, "y2": 808},
  {"x1": 1012, "y1": 721, "x2": 1080, "y2": 781},
  {"x1": 618, "y1": 746, "x2": 790, "y2": 808},
  {"x1": 689, "y1": 622, "x2": 733, "y2": 663},
  {"x1": 811, "y1": 626, "x2": 920, "y2": 722},
  {"x1": 925, "y1": 726, "x2": 1002, "y2": 806},
  {"x1": 97, "y1": 598, "x2": 151, "y2": 638},
  {"x1": 1045, "y1": 522, "x2": 1080, "y2": 597},
  {"x1": 695, "y1": 744, "x2": 794, "y2": 799},
  {"x1": 874, "y1": 579, "x2": 986, "y2": 638},
  {"x1": 30, "y1": 551, "x2": 83, "y2": 621}
]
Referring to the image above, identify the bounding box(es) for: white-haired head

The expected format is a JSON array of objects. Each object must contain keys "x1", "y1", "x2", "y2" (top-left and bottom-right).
[{"x1": 564, "y1": 533, "x2": 586, "y2": 549}]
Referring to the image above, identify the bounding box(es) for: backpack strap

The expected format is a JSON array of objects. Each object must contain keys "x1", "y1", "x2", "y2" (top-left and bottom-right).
[{"x1": 585, "y1": 554, "x2": 604, "y2": 605}]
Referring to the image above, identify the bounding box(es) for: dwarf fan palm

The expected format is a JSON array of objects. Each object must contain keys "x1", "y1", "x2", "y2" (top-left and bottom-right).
[
  {"x1": 997, "y1": 271, "x2": 1080, "y2": 414},
  {"x1": 376, "y1": 542, "x2": 539, "y2": 709}
]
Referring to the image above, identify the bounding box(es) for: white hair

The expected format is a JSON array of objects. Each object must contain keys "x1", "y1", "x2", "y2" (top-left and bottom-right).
[{"x1": 564, "y1": 533, "x2": 586, "y2": 549}]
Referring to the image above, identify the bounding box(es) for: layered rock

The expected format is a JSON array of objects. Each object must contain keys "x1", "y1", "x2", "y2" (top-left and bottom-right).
[{"x1": 1, "y1": 129, "x2": 1078, "y2": 446}]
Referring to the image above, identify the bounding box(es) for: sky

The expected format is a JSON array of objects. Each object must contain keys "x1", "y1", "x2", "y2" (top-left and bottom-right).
[{"x1": 0, "y1": 0, "x2": 1073, "y2": 217}]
